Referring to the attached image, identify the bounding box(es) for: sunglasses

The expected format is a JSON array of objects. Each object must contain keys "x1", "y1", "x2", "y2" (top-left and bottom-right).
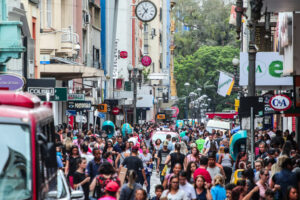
[
  {"x1": 264, "y1": 174, "x2": 269, "y2": 176},
  {"x1": 172, "y1": 182, "x2": 179, "y2": 184}
]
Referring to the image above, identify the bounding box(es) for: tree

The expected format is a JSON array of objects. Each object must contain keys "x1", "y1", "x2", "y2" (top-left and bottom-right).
[
  {"x1": 174, "y1": 46, "x2": 239, "y2": 118},
  {"x1": 173, "y1": 0, "x2": 237, "y2": 56}
]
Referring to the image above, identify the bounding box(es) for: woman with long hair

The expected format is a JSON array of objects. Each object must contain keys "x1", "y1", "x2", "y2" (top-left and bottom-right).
[
  {"x1": 194, "y1": 175, "x2": 212, "y2": 200},
  {"x1": 165, "y1": 143, "x2": 185, "y2": 172},
  {"x1": 162, "y1": 163, "x2": 182, "y2": 189},
  {"x1": 184, "y1": 147, "x2": 200, "y2": 169},
  {"x1": 286, "y1": 186, "x2": 299, "y2": 200},
  {"x1": 186, "y1": 161, "x2": 198, "y2": 184},
  {"x1": 210, "y1": 174, "x2": 226, "y2": 200},
  {"x1": 90, "y1": 162, "x2": 120, "y2": 199},
  {"x1": 65, "y1": 145, "x2": 81, "y2": 188},
  {"x1": 73, "y1": 158, "x2": 90, "y2": 200},
  {"x1": 218, "y1": 147, "x2": 234, "y2": 184},
  {"x1": 161, "y1": 175, "x2": 187, "y2": 200},
  {"x1": 119, "y1": 170, "x2": 143, "y2": 200},
  {"x1": 115, "y1": 142, "x2": 130, "y2": 168}
]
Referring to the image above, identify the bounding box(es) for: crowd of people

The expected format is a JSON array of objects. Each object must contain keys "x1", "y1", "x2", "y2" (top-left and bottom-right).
[{"x1": 55, "y1": 122, "x2": 300, "y2": 200}]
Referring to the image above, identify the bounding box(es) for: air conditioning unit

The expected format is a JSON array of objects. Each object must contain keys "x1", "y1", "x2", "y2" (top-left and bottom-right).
[{"x1": 84, "y1": 13, "x2": 91, "y2": 24}]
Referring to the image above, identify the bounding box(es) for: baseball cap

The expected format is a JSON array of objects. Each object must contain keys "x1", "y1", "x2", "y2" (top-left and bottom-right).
[
  {"x1": 105, "y1": 181, "x2": 119, "y2": 192},
  {"x1": 163, "y1": 140, "x2": 169, "y2": 146}
]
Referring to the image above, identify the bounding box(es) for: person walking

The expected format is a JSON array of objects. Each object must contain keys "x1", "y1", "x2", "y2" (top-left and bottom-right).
[
  {"x1": 161, "y1": 175, "x2": 188, "y2": 200},
  {"x1": 139, "y1": 145, "x2": 153, "y2": 194},
  {"x1": 165, "y1": 143, "x2": 185, "y2": 173},
  {"x1": 73, "y1": 158, "x2": 90, "y2": 200},
  {"x1": 210, "y1": 175, "x2": 226, "y2": 200},
  {"x1": 121, "y1": 146, "x2": 148, "y2": 186},
  {"x1": 119, "y1": 170, "x2": 143, "y2": 200},
  {"x1": 65, "y1": 145, "x2": 81, "y2": 188},
  {"x1": 89, "y1": 162, "x2": 120, "y2": 199},
  {"x1": 194, "y1": 175, "x2": 212, "y2": 200},
  {"x1": 157, "y1": 141, "x2": 171, "y2": 183},
  {"x1": 218, "y1": 147, "x2": 233, "y2": 184}
]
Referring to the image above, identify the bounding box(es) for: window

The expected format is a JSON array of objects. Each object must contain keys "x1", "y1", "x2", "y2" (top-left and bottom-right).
[
  {"x1": 0, "y1": 124, "x2": 31, "y2": 200},
  {"x1": 93, "y1": 7, "x2": 101, "y2": 29},
  {"x1": 93, "y1": 46, "x2": 100, "y2": 68},
  {"x1": 46, "y1": 0, "x2": 52, "y2": 27},
  {"x1": 144, "y1": 44, "x2": 149, "y2": 55}
]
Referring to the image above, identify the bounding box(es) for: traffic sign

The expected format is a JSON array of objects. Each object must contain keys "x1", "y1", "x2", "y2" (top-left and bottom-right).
[
  {"x1": 97, "y1": 104, "x2": 108, "y2": 112},
  {"x1": 66, "y1": 110, "x2": 77, "y2": 116},
  {"x1": 112, "y1": 107, "x2": 120, "y2": 115},
  {"x1": 68, "y1": 93, "x2": 85, "y2": 101},
  {"x1": 98, "y1": 112, "x2": 106, "y2": 119},
  {"x1": 39, "y1": 88, "x2": 67, "y2": 101},
  {"x1": 67, "y1": 101, "x2": 92, "y2": 111}
]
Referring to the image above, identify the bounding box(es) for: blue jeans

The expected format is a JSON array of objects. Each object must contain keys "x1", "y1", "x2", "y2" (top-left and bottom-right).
[{"x1": 142, "y1": 173, "x2": 152, "y2": 193}]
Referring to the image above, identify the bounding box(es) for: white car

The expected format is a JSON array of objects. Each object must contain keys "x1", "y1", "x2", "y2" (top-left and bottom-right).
[{"x1": 46, "y1": 170, "x2": 84, "y2": 200}]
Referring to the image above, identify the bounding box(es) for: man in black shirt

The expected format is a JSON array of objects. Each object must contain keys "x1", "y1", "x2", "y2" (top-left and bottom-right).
[
  {"x1": 157, "y1": 141, "x2": 171, "y2": 183},
  {"x1": 121, "y1": 146, "x2": 148, "y2": 186}
]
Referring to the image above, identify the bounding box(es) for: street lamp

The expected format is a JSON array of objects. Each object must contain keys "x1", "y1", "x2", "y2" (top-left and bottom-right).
[
  {"x1": 232, "y1": 57, "x2": 240, "y2": 86},
  {"x1": 184, "y1": 82, "x2": 190, "y2": 119},
  {"x1": 128, "y1": 64, "x2": 144, "y2": 124}
]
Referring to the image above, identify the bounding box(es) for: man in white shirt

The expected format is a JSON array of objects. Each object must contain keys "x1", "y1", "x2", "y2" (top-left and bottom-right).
[{"x1": 179, "y1": 171, "x2": 196, "y2": 200}]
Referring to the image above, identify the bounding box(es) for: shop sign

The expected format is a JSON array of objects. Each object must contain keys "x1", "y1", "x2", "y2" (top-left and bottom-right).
[
  {"x1": 67, "y1": 101, "x2": 92, "y2": 111},
  {"x1": 239, "y1": 52, "x2": 293, "y2": 87},
  {"x1": 157, "y1": 114, "x2": 166, "y2": 120},
  {"x1": 269, "y1": 95, "x2": 292, "y2": 111},
  {"x1": 0, "y1": 74, "x2": 24, "y2": 90},
  {"x1": 68, "y1": 93, "x2": 85, "y2": 101}
]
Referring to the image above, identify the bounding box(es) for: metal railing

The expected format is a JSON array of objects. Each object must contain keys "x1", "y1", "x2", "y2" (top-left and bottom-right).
[{"x1": 61, "y1": 28, "x2": 79, "y2": 44}]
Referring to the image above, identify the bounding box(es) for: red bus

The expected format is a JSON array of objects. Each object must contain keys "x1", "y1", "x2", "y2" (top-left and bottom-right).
[{"x1": 0, "y1": 91, "x2": 57, "y2": 200}]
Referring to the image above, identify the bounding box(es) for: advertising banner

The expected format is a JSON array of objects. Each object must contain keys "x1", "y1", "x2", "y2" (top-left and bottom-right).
[
  {"x1": 217, "y1": 71, "x2": 234, "y2": 97},
  {"x1": 239, "y1": 52, "x2": 293, "y2": 87}
]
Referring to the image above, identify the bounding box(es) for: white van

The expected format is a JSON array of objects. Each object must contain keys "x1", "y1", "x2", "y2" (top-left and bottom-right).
[{"x1": 206, "y1": 119, "x2": 231, "y2": 133}]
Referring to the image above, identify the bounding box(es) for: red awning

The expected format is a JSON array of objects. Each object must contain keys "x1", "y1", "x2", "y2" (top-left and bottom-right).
[{"x1": 206, "y1": 112, "x2": 237, "y2": 119}]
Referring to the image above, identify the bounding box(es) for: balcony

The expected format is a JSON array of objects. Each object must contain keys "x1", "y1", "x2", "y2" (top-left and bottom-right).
[{"x1": 40, "y1": 28, "x2": 80, "y2": 57}]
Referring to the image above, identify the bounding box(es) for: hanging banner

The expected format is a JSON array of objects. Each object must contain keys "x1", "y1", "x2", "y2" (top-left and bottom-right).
[{"x1": 217, "y1": 71, "x2": 234, "y2": 97}]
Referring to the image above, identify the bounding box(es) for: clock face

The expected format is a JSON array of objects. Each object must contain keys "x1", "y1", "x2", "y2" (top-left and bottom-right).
[{"x1": 135, "y1": 1, "x2": 157, "y2": 22}]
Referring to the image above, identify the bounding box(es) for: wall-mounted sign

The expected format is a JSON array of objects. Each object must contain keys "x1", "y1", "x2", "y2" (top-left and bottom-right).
[
  {"x1": 141, "y1": 56, "x2": 152, "y2": 67},
  {"x1": 40, "y1": 54, "x2": 50, "y2": 64},
  {"x1": 67, "y1": 101, "x2": 92, "y2": 111},
  {"x1": 68, "y1": 93, "x2": 85, "y2": 101},
  {"x1": 28, "y1": 87, "x2": 54, "y2": 96},
  {"x1": 0, "y1": 74, "x2": 24, "y2": 90},
  {"x1": 239, "y1": 52, "x2": 293, "y2": 87},
  {"x1": 295, "y1": 76, "x2": 300, "y2": 107},
  {"x1": 112, "y1": 107, "x2": 120, "y2": 115},
  {"x1": 157, "y1": 114, "x2": 166, "y2": 120},
  {"x1": 269, "y1": 94, "x2": 292, "y2": 111},
  {"x1": 119, "y1": 51, "x2": 128, "y2": 59}
]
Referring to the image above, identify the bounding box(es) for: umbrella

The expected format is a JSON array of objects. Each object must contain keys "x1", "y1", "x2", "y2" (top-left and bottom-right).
[
  {"x1": 102, "y1": 121, "x2": 115, "y2": 138},
  {"x1": 121, "y1": 123, "x2": 133, "y2": 136}
]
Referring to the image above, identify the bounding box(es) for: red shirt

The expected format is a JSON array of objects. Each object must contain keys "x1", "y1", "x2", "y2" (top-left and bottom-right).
[{"x1": 193, "y1": 167, "x2": 212, "y2": 183}]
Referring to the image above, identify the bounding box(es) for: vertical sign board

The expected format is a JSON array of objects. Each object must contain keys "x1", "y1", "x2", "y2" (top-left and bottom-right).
[{"x1": 294, "y1": 76, "x2": 300, "y2": 107}]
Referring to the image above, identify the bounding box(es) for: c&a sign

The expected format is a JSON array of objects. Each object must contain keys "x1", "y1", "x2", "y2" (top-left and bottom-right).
[{"x1": 269, "y1": 94, "x2": 292, "y2": 111}]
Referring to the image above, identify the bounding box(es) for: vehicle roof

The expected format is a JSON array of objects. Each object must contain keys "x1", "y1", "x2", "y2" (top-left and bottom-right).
[
  {"x1": 0, "y1": 104, "x2": 53, "y2": 122},
  {"x1": 206, "y1": 120, "x2": 231, "y2": 129}
]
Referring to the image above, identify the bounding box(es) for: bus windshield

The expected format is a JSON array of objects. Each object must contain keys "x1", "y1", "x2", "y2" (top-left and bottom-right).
[{"x1": 0, "y1": 124, "x2": 31, "y2": 200}]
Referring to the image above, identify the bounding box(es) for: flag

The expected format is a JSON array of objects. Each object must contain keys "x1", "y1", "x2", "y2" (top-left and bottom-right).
[{"x1": 217, "y1": 71, "x2": 234, "y2": 97}]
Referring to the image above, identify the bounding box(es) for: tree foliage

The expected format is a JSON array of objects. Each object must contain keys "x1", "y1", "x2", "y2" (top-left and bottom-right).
[
  {"x1": 174, "y1": 46, "x2": 239, "y2": 118},
  {"x1": 173, "y1": 0, "x2": 237, "y2": 56}
]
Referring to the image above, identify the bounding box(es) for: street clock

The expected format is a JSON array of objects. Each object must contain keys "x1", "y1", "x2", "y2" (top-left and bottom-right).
[{"x1": 135, "y1": 1, "x2": 157, "y2": 22}]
